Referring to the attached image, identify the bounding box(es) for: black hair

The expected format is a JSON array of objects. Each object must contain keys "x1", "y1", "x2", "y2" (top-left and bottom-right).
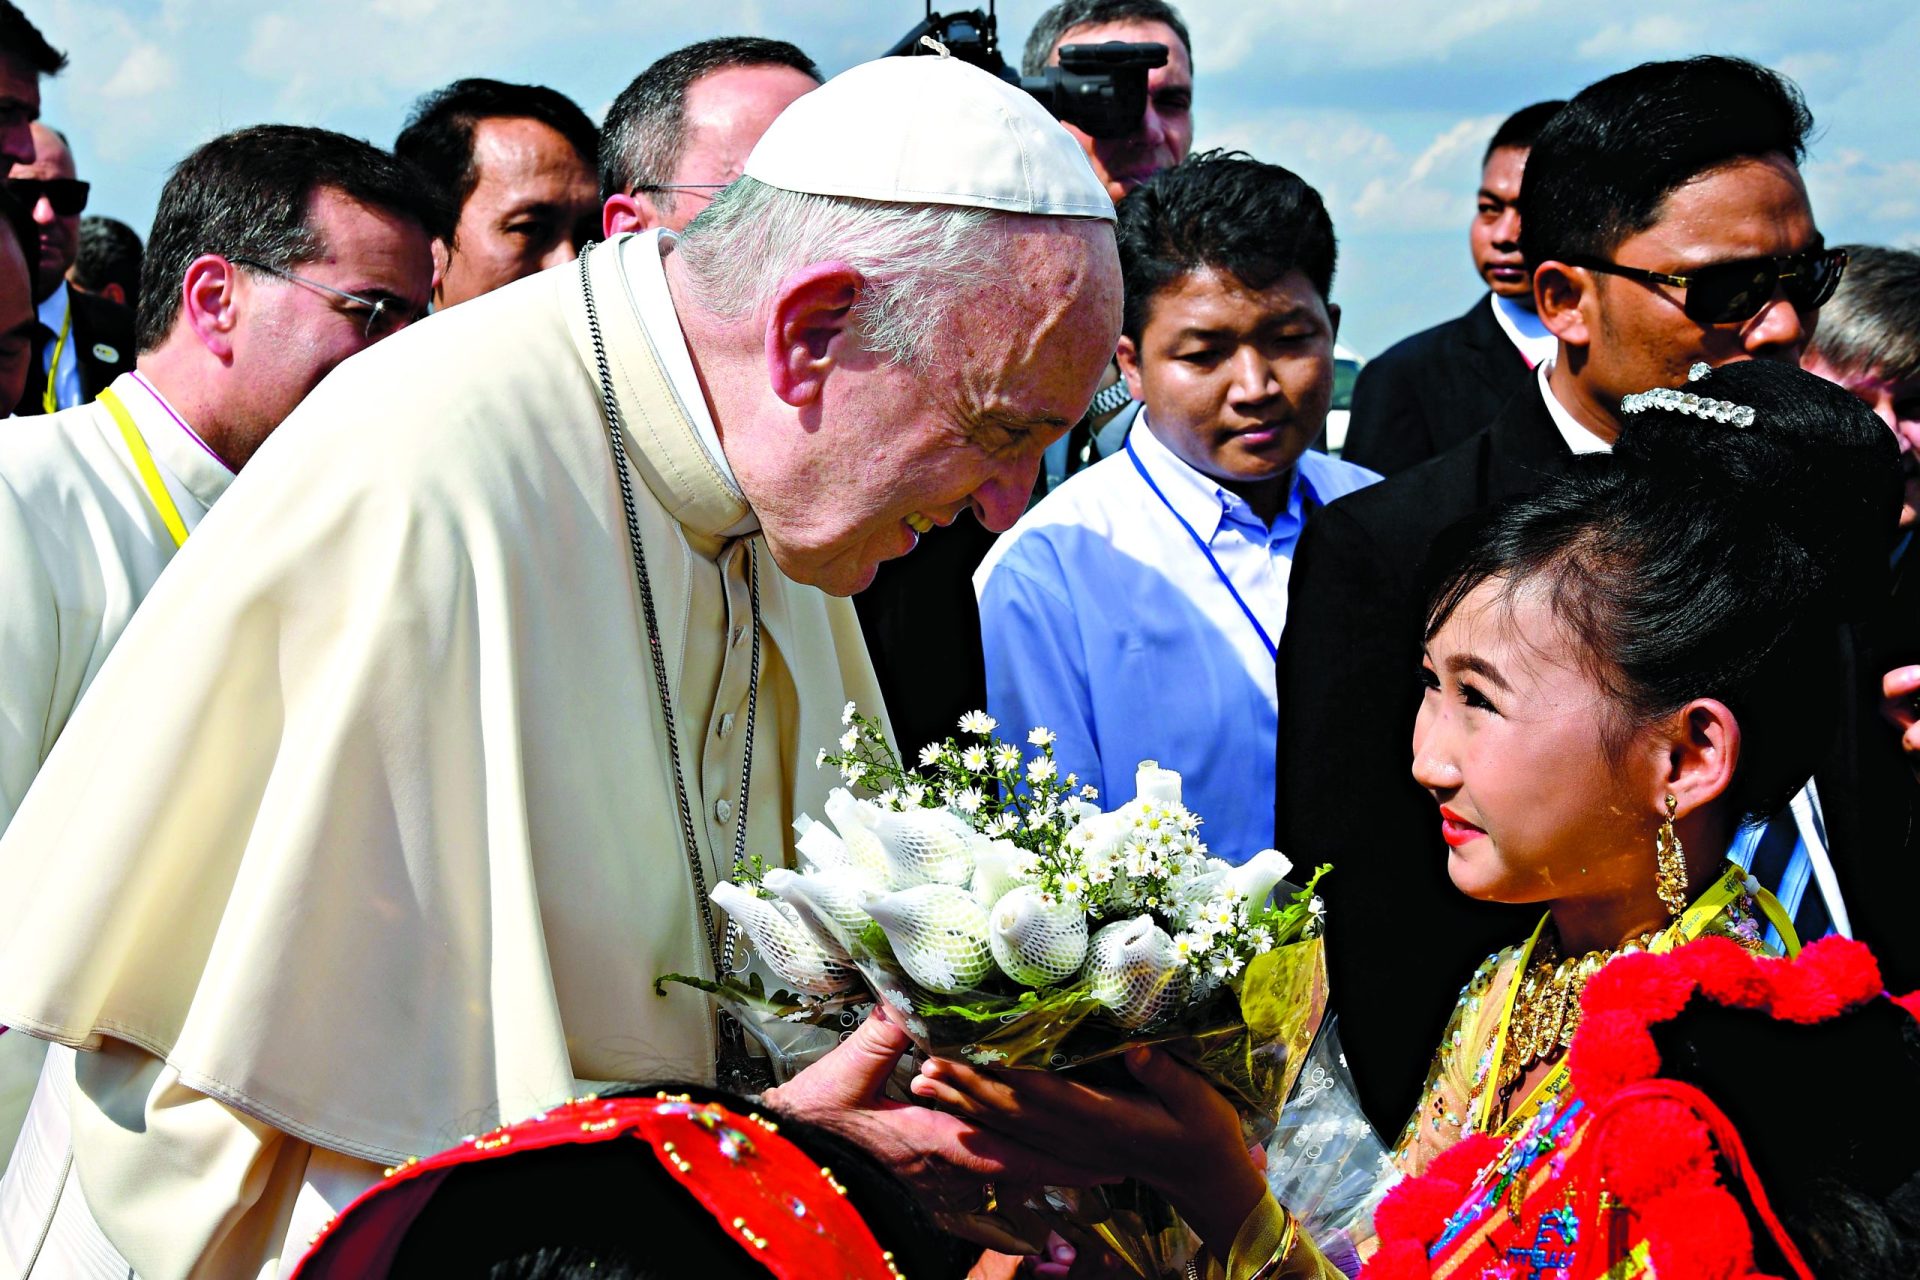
[
  {"x1": 374, "y1": 1083, "x2": 948, "y2": 1280},
  {"x1": 1021, "y1": 0, "x2": 1191, "y2": 77},
  {"x1": 137, "y1": 125, "x2": 446, "y2": 353},
  {"x1": 600, "y1": 38, "x2": 822, "y2": 207},
  {"x1": 70, "y1": 215, "x2": 142, "y2": 313},
  {"x1": 0, "y1": 1, "x2": 64, "y2": 75},
  {"x1": 1482, "y1": 100, "x2": 1564, "y2": 165},
  {"x1": 1424, "y1": 359, "x2": 1900, "y2": 825},
  {"x1": 395, "y1": 78, "x2": 598, "y2": 242},
  {"x1": 1116, "y1": 148, "x2": 1335, "y2": 342},
  {"x1": 1651, "y1": 992, "x2": 1920, "y2": 1277},
  {"x1": 1518, "y1": 57, "x2": 1813, "y2": 271},
  {"x1": 1808, "y1": 245, "x2": 1920, "y2": 385}
]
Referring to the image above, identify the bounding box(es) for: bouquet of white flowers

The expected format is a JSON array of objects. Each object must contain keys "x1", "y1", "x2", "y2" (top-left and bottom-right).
[{"x1": 660, "y1": 707, "x2": 1330, "y2": 1275}]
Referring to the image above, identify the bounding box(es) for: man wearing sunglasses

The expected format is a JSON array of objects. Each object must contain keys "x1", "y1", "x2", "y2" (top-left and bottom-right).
[
  {"x1": 6, "y1": 122, "x2": 132, "y2": 415},
  {"x1": 1278, "y1": 55, "x2": 1848, "y2": 1132}
]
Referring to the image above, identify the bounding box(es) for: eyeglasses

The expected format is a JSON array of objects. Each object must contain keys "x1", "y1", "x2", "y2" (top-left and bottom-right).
[
  {"x1": 629, "y1": 182, "x2": 728, "y2": 202},
  {"x1": 230, "y1": 256, "x2": 420, "y2": 340},
  {"x1": 1563, "y1": 248, "x2": 1848, "y2": 326},
  {"x1": 6, "y1": 177, "x2": 89, "y2": 216}
]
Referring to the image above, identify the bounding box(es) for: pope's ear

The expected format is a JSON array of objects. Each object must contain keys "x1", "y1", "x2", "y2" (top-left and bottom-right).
[{"x1": 765, "y1": 262, "x2": 862, "y2": 408}]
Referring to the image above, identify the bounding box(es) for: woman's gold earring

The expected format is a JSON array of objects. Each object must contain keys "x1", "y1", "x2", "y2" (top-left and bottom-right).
[{"x1": 1654, "y1": 794, "x2": 1687, "y2": 917}]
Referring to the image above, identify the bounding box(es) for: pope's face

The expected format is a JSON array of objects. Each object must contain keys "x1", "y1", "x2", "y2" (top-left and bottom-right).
[{"x1": 744, "y1": 219, "x2": 1122, "y2": 596}]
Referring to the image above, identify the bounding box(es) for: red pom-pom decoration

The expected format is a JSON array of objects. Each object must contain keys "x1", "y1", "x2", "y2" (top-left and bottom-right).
[
  {"x1": 1357, "y1": 1236, "x2": 1433, "y2": 1280},
  {"x1": 1639, "y1": 1183, "x2": 1754, "y2": 1280},
  {"x1": 1892, "y1": 990, "x2": 1920, "y2": 1024},
  {"x1": 1567, "y1": 1009, "x2": 1661, "y2": 1100},
  {"x1": 1423, "y1": 1132, "x2": 1502, "y2": 1188},
  {"x1": 1674, "y1": 936, "x2": 1768, "y2": 1009},
  {"x1": 1372, "y1": 1172, "x2": 1467, "y2": 1245},
  {"x1": 1594, "y1": 1098, "x2": 1715, "y2": 1202},
  {"x1": 1581, "y1": 948, "x2": 1696, "y2": 1023},
  {"x1": 1794, "y1": 935, "x2": 1882, "y2": 1009}
]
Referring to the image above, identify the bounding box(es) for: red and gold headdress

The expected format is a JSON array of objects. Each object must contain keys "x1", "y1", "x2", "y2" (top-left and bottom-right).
[{"x1": 292, "y1": 1092, "x2": 907, "y2": 1280}]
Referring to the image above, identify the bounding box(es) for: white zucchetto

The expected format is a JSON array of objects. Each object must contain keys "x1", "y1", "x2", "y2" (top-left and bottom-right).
[{"x1": 743, "y1": 52, "x2": 1117, "y2": 222}]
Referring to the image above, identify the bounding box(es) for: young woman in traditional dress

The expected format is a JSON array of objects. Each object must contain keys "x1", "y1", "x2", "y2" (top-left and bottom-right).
[{"x1": 914, "y1": 358, "x2": 1903, "y2": 1277}]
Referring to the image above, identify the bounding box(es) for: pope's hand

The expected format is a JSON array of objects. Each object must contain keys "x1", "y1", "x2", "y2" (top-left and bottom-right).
[
  {"x1": 1883, "y1": 665, "x2": 1920, "y2": 782},
  {"x1": 760, "y1": 1006, "x2": 1119, "y2": 1226},
  {"x1": 910, "y1": 1046, "x2": 1268, "y2": 1252}
]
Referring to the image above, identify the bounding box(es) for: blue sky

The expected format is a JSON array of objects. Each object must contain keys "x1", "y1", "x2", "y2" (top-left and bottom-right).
[{"x1": 31, "y1": 0, "x2": 1920, "y2": 358}]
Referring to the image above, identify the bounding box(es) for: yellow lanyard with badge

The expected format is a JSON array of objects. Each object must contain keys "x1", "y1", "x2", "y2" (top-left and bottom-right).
[
  {"x1": 39, "y1": 305, "x2": 70, "y2": 415},
  {"x1": 97, "y1": 387, "x2": 189, "y2": 548}
]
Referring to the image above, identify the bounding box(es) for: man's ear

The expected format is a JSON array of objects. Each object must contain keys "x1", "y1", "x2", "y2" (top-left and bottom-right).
[
  {"x1": 1534, "y1": 259, "x2": 1594, "y2": 349},
  {"x1": 1115, "y1": 333, "x2": 1145, "y2": 401},
  {"x1": 765, "y1": 262, "x2": 862, "y2": 408},
  {"x1": 1325, "y1": 300, "x2": 1342, "y2": 345},
  {"x1": 429, "y1": 237, "x2": 451, "y2": 306},
  {"x1": 179, "y1": 254, "x2": 241, "y2": 360},
  {"x1": 602, "y1": 193, "x2": 656, "y2": 239},
  {"x1": 100, "y1": 281, "x2": 126, "y2": 307},
  {"x1": 1661, "y1": 698, "x2": 1741, "y2": 820}
]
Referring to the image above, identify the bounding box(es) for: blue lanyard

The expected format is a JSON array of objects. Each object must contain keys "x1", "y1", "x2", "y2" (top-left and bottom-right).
[{"x1": 1125, "y1": 436, "x2": 1279, "y2": 661}]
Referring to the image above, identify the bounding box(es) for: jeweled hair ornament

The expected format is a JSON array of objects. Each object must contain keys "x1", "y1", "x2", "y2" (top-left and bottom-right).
[{"x1": 1620, "y1": 361, "x2": 1757, "y2": 427}]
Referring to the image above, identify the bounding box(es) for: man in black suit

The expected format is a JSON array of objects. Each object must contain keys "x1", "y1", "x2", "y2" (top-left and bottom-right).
[
  {"x1": 10, "y1": 122, "x2": 131, "y2": 415},
  {"x1": 1278, "y1": 56, "x2": 1836, "y2": 1131},
  {"x1": 1800, "y1": 246, "x2": 1920, "y2": 989},
  {"x1": 1341, "y1": 101, "x2": 1563, "y2": 475}
]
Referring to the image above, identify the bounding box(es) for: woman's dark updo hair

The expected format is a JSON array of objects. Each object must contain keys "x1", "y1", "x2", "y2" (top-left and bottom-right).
[{"x1": 1425, "y1": 359, "x2": 1901, "y2": 824}]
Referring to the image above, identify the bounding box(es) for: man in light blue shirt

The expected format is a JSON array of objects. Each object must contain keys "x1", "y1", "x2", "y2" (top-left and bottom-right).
[{"x1": 975, "y1": 151, "x2": 1377, "y2": 864}]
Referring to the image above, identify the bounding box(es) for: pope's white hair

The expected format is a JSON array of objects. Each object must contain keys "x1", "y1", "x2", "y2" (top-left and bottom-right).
[{"x1": 673, "y1": 177, "x2": 1014, "y2": 368}]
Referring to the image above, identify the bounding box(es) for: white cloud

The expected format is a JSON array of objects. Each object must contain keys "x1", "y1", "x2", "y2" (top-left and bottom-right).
[
  {"x1": 1574, "y1": 15, "x2": 1708, "y2": 60},
  {"x1": 1181, "y1": 0, "x2": 1545, "y2": 73},
  {"x1": 99, "y1": 44, "x2": 178, "y2": 101}
]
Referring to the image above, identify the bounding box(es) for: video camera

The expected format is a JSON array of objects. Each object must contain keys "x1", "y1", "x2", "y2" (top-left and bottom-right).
[{"x1": 882, "y1": 2, "x2": 1167, "y2": 139}]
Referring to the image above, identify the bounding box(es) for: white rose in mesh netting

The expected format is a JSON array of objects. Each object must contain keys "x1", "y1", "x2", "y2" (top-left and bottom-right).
[
  {"x1": 761, "y1": 866, "x2": 872, "y2": 953},
  {"x1": 969, "y1": 838, "x2": 1035, "y2": 906},
  {"x1": 710, "y1": 882, "x2": 859, "y2": 996},
  {"x1": 793, "y1": 812, "x2": 858, "y2": 877},
  {"x1": 866, "y1": 805, "x2": 976, "y2": 886},
  {"x1": 823, "y1": 789, "x2": 902, "y2": 888},
  {"x1": 862, "y1": 883, "x2": 996, "y2": 994},
  {"x1": 1220, "y1": 847, "x2": 1294, "y2": 909},
  {"x1": 1087, "y1": 915, "x2": 1187, "y2": 1028},
  {"x1": 988, "y1": 884, "x2": 1089, "y2": 987}
]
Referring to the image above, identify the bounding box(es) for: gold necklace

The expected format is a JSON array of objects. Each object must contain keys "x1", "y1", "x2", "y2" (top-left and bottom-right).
[{"x1": 1499, "y1": 929, "x2": 1661, "y2": 1094}]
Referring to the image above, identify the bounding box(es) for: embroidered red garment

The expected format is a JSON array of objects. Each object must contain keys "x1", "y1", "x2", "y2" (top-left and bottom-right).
[
  {"x1": 291, "y1": 1093, "x2": 905, "y2": 1280},
  {"x1": 1363, "y1": 937, "x2": 1911, "y2": 1280}
]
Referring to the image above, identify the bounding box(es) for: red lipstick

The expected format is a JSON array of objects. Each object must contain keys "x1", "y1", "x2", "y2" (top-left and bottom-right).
[{"x1": 1438, "y1": 806, "x2": 1486, "y2": 848}]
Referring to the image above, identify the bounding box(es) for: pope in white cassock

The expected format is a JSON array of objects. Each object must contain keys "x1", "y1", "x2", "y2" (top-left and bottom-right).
[{"x1": 0, "y1": 54, "x2": 1122, "y2": 1278}]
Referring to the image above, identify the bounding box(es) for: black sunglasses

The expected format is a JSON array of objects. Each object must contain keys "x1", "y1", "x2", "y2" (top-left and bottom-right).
[
  {"x1": 1562, "y1": 247, "x2": 1848, "y2": 325},
  {"x1": 5, "y1": 176, "x2": 89, "y2": 217}
]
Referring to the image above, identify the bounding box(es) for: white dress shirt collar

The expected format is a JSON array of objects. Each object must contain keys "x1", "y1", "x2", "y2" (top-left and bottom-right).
[
  {"x1": 119, "y1": 371, "x2": 235, "y2": 513},
  {"x1": 1130, "y1": 411, "x2": 1306, "y2": 542},
  {"x1": 1489, "y1": 292, "x2": 1558, "y2": 370},
  {"x1": 1536, "y1": 359, "x2": 1612, "y2": 456}
]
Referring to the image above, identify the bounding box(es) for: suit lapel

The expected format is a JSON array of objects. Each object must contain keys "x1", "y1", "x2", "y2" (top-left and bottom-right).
[
  {"x1": 1458, "y1": 294, "x2": 1529, "y2": 394},
  {"x1": 1482, "y1": 376, "x2": 1573, "y2": 504}
]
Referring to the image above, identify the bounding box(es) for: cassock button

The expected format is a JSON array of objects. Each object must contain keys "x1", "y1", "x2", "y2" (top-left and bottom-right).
[
  {"x1": 714, "y1": 798, "x2": 733, "y2": 825},
  {"x1": 719, "y1": 712, "x2": 736, "y2": 739}
]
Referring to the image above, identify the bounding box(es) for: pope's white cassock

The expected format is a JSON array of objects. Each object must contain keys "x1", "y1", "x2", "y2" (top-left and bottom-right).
[{"x1": 0, "y1": 231, "x2": 885, "y2": 1278}]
